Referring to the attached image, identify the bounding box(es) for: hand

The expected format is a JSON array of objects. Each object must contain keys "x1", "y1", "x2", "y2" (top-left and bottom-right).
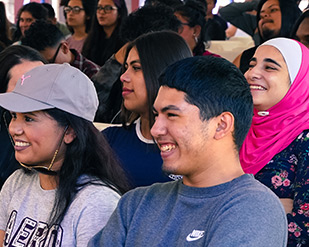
[
  {"x1": 280, "y1": 198, "x2": 293, "y2": 214},
  {"x1": 115, "y1": 43, "x2": 129, "y2": 65}
]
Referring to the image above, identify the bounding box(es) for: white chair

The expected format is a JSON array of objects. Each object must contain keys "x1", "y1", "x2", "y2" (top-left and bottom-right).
[{"x1": 208, "y1": 36, "x2": 255, "y2": 62}]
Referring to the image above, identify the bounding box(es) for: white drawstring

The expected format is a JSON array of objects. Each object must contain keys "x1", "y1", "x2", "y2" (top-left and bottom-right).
[{"x1": 257, "y1": 111, "x2": 269, "y2": 116}]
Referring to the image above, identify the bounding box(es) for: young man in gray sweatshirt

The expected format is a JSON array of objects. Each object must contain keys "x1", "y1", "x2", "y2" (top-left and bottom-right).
[{"x1": 88, "y1": 56, "x2": 287, "y2": 247}]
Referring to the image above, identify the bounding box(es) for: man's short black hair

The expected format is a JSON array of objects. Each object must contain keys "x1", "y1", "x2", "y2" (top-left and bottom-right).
[
  {"x1": 159, "y1": 56, "x2": 253, "y2": 151},
  {"x1": 22, "y1": 20, "x2": 64, "y2": 51},
  {"x1": 144, "y1": 0, "x2": 183, "y2": 9},
  {"x1": 120, "y1": 5, "x2": 181, "y2": 42},
  {"x1": 42, "y1": 3, "x2": 55, "y2": 19}
]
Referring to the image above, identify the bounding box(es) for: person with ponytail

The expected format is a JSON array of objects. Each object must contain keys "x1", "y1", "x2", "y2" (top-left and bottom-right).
[{"x1": 174, "y1": 0, "x2": 220, "y2": 57}]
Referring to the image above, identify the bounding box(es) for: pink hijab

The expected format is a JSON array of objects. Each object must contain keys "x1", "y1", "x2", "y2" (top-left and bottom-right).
[{"x1": 240, "y1": 38, "x2": 309, "y2": 175}]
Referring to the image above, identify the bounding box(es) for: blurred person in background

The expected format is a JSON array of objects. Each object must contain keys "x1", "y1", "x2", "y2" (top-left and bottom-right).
[
  {"x1": 204, "y1": 0, "x2": 227, "y2": 40},
  {"x1": 174, "y1": 0, "x2": 220, "y2": 56},
  {"x1": 233, "y1": 0, "x2": 301, "y2": 74},
  {"x1": 22, "y1": 20, "x2": 100, "y2": 80},
  {"x1": 12, "y1": 2, "x2": 48, "y2": 43},
  {"x1": 42, "y1": 3, "x2": 71, "y2": 37},
  {"x1": 219, "y1": 0, "x2": 260, "y2": 45},
  {"x1": 92, "y1": 4, "x2": 182, "y2": 123},
  {"x1": 291, "y1": 8, "x2": 309, "y2": 48},
  {"x1": 64, "y1": 0, "x2": 96, "y2": 52},
  {"x1": 0, "y1": 2, "x2": 13, "y2": 51},
  {"x1": 82, "y1": 0, "x2": 128, "y2": 66}
]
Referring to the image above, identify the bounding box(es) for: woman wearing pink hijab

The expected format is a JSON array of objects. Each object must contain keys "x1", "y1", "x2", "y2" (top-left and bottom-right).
[{"x1": 240, "y1": 37, "x2": 309, "y2": 246}]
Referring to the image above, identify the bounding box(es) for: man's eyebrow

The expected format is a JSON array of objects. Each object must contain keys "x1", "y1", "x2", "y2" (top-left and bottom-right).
[
  {"x1": 260, "y1": 4, "x2": 279, "y2": 12},
  {"x1": 264, "y1": 58, "x2": 282, "y2": 67},
  {"x1": 161, "y1": 105, "x2": 181, "y2": 113}
]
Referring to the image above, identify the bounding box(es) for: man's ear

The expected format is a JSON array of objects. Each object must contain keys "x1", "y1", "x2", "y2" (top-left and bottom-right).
[
  {"x1": 214, "y1": 112, "x2": 234, "y2": 140},
  {"x1": 61, "y1": 41, "x2": 70, "y2": 54},
  {"x1": 51, "y1": 17, "x2": 57, "y2": 25},
  {"x1": 64, "y1": 126, "x2": 76, "y2": 144}
]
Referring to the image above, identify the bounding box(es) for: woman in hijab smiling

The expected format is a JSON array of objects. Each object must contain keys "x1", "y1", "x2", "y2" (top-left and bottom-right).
[{"x1": 240, "y1": 37, "x2": 309, "y2": 246}]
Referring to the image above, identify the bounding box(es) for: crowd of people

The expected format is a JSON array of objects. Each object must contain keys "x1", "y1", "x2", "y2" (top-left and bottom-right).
[{"x1": 0, "y1": 0, "x2": 308, "y2": 246}]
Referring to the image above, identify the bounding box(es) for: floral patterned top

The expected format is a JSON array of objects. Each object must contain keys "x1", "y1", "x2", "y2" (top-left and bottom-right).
[{"x1": 255, "y1": 130, "x2": 309, "y2": 247}]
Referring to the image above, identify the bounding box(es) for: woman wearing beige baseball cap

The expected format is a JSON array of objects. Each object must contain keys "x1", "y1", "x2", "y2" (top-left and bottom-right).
[{"x1": 0, "y1": 63, "x2": 129, "y2": 246}]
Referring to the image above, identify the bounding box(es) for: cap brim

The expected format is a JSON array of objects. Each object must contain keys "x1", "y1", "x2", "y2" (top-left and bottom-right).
[{"x1": 0, "y1": 92, "x2": 54, "y2": 113}]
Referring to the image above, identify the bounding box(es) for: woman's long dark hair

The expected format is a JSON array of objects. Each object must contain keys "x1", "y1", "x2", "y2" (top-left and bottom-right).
[
  {"x1": 0, "y1": 2, "x2": 12, "y2": 49},
  {"x1": 174, "y1": 0, "x2": 208, "y2": 56},
  {"x1": 120, "y1": 31, "x2": 192, "y2": 130},
  {"x1": 44, "y1": 109, "x2": 129, "y2": 225},
  {"x1": 82, "y1": 0, "x2": 128, "y2": 66},
  {"x1": 13, "y1": 2, "x2": 48, "y2": 42}
]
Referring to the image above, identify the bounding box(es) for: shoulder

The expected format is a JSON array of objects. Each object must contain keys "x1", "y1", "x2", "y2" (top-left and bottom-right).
[
  {"x1": 63, "y1": 181, "x2": 121, "y2": 244},
  {"x1": 103, "y1": 123, "x2": 137, "y2": 141},
  {"x1": 103, "y1": 124, "x2": 125, "y2": 134},
  {"x1": 92, "y1": 55, "x2": 122, "y2": 83},
  {"x1": 70, "y1": 49, "x2": 82, "y2": 65},
  {"x1": 118, "y1": 181, "x2": 178, "y2": 208},
  {"x1": 82, "y1": 56, "x2": 100, "y2": 71},
  {"x1": 103, "y1": 121, "x2": 156, "y2": 147},
  {"x1": 283, "y1": 130, "x2": 309, "y2": 155},
  {"x1": 291, "y1": 129, "x2": 309, "y2": 163},
  {"x1": 81, "y1": 57, "x2": 100, "y2": 78},
  {"x1": 66, "y1": 35, "x2": 73, "y2": 42},
  {"x1": 207, "y1": 176, "x2": 287, "y2": 246},
  {"x1": 68, "y1": 180, "x2": 121, "y2": 215},
  {"x1": 229, "y1": 175, "x2": 285, "y2": 213},
  {"x1": 2, "y1": 169, "x2": 36, "y2": 190},
  {"x1": 212, "y1": 175, "x2": 287, "y2": 237},
  {"x1": 123, "y1": 180, "x2": 176, "y2": 196},
  {"x1": 102, "y1": 124, "x2": 127, "y2": 140},
  {"x1": 0, "y1": 169, "x2": 38, "y2": 202},
  {"x1": 74, "y1": 183, "x2": 120, "y2": 206},
  {"x1": 231, "y1": 174, "x2": 274, "y2": 194}
]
